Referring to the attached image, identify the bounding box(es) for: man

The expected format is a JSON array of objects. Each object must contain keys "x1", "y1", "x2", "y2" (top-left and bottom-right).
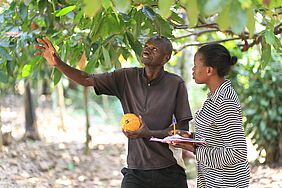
[{"x1": 35, "y1": 36, "x2": 193, "y2": 188}]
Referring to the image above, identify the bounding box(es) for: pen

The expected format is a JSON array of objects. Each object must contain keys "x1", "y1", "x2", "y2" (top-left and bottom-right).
[{"x1": 172, "y1": 117, "x2": 176, "y2": 135}]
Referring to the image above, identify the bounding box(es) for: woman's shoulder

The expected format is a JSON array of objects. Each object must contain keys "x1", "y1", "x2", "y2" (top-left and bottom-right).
[{"x1": 217, "y1": 86, "x2": 241, "y2": 108}]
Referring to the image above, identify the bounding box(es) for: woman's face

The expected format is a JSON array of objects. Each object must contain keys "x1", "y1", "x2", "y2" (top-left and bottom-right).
[{"x1": 192, "y1": 53, "x2": 208, "y2": 84}]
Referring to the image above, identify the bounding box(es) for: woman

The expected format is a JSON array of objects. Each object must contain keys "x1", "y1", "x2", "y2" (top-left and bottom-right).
[{"x1": 173, "y1": 44, "x2": 250, "y2": 187}]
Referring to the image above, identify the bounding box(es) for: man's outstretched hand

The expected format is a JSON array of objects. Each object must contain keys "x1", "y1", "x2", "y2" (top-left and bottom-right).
[{"x1": 34, "y1": 37, "x2": 59, "y2": 67}]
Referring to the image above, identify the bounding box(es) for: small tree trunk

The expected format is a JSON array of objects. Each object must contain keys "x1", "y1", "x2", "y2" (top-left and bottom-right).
[
  {"x1": 84, "y1": 87, "x2": 91, "y2": 155},
  {"x1": 22, "y1": 80, "x2": 40, "y2": 141},
  {"x1": 57, "y1": 82, "x2": 66, "y2": 132},
  {"x1": 279, "y1": 135, "x2": 282, "y2": 165},
  {"x1": 0, "y1": 103, "x2": 3, "y2": 151},
  {"x1": 78, "y1": 51, "x2": 92, "y2": 154},
  {"x1": 42, "y1": 79, "x2": 51, "y2": 96},
  {"x1": 266, "y1": 137, "x2": 281, "y2": 166},
  {"x1": 102, "y1": 95, "x2": 112, "y2": 121}
]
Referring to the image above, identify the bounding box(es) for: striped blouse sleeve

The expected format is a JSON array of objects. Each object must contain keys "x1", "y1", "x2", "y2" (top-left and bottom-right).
[{"x1": 196, "y1": 99, "x2": 248, "y2": 169}]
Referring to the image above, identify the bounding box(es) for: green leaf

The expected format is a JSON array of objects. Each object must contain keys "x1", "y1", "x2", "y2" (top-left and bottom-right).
[
  {"x1": 155, "y1": 16, "x2": 173, "y2": 37},
  {"x1": 158, "y1": 0, "x2": 175, "y2": 18},
  {"x1": 261, "y1": 40, "x2": 272, "y2": 67},
  {"x1": 103, "y1": 13, "x2": 121, "y2": 36},
  {"x1": 0, "y1": 47, "x2": 13, "y2": 63},
  {"x1": 245, "y1": 108, "x2": 256, "y2": 116},
  {"x1": 112, "y1": 0, "x2": 131, "y2": 13},
  {"x1": 22, "y1": 64, "x2": 32, "y2": 77},
  {"x1": 170, "y1": 11, "x2": 185, "y2": 25},
  {"x1": 102, "y1": 46, "x2": 111, "y2": 69},
  {"x1": 268, "y1": 0, "x2": 282, "y2": 8},
  {"x1": 142, "y1": 6, "x2": 156, "y2": 21},
  {"x1": 133, "y1": 10, "x2": 144, "y2": 38},
  {"x1": 114, "y1": 59, "x2": 122, "y2": 69},
  {"x1": 6, "y1": 61, "x2": 14, "y2": 76},
  {"x1": 83, "y1": 0, "x2": 102, "y2": 17},
  {"x1": 53, "y1": 68, "x2": 62, "y2": 85},
  {"x1": 102, "y1": 0, "x2": 112, "y2": 9},
  {"x1": 19, "y1": 3, "x2": 28, "y2": 20},
  {"x1": 74, "y1": 10, "x2": 84, "y2": 23},
  {"x1": 133, "y1": 0, "x2": 151, "y2": 3},
  {"x1": 182, "y1": 0, "x2": 199, "y2": 27},
  {"x1": 264, "y1": 30, "x2": 276, "y2": 45},
  {"x1": 55, "y1": 5, "x2": 76, "y2": 17},
  {"x1": 259, "y1": 120, "x2": 267, "y2": 132},
  {"x1": 246, "y1": 9, "x2": 255, "y2": 38},
  {"x1": 86, "y1": 47, "x2": 101, "y2": 73},
  {"x1": 0, "y1": 71, "x2": 9, "y2": 83},
  {"x1": 203, "y1": 0, "x2": 223, "y2": 16},
  {"x1": 273, "y1": 36, "x2": 282, "y2": 52},
  {"x1": 217, "y1": 6, "x2": 230, "y2": 30},
  {"x1": 229, "y1": 1, "x2": 247, "y2": 34},
  {"x1": 23, "y1": 0, "x2": 31, "y2": 6},
  {"x1": 90, "y1": 12, "x2": 104, "y2": 41},
  {"x1": 125, "y1": 32, "x2": 143, "y2": 57}
]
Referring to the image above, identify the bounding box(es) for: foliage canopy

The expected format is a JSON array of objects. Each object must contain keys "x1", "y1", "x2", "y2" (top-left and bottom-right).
[{"x1": 0, "y1": 0, "x2": 281, "y2": 86}]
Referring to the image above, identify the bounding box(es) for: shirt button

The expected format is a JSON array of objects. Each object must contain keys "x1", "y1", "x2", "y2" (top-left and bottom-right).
[{"x1": 148, "y1": 84, "x2": 150, "y2": 86}]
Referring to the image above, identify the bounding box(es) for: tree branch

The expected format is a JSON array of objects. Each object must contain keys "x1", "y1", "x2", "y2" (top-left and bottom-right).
[
  {"x1": 176, "y1": 37, "x2": 242, "y2": 53},
  {"x1": 173, "y1": 29, "x2": 219, "y2": 40},
  {"x1": 173, "y1": 22, "x2": 282, "y2": 53}
]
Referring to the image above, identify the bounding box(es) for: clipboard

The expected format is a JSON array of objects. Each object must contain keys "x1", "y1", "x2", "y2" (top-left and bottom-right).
[{"x1": 150, "y1": 134, "x2": 206, "y2": 144}]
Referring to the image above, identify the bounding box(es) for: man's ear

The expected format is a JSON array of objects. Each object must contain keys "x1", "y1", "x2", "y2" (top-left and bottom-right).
[{"x1": 163, "y1": 54, "x2": 171, "y2": 63}]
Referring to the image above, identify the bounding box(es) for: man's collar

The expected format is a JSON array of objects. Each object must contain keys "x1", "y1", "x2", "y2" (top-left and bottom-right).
[{"x1": 141, "y1": 67, "x2": 165, "y2": 85}]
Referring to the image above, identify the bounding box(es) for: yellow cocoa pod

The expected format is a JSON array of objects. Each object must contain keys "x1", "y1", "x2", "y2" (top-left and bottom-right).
[{"x1": 120, "y1": 113, "x2": 141, "y2": 132}]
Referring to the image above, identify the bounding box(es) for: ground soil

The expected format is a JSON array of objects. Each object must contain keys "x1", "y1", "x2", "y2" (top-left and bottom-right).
[{"x1": 1, "y1": 95, "x2": 281, "y2": 188}]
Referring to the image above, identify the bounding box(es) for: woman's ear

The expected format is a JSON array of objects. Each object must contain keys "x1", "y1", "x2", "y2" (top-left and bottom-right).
[{"x1": 207, "y1": 67, "x2": 215, "y2": 76}]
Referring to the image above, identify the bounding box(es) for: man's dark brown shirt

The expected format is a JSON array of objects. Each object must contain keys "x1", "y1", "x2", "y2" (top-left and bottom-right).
[{"x1": 92, "y1": 67, "x2": 192, "y2": 170}]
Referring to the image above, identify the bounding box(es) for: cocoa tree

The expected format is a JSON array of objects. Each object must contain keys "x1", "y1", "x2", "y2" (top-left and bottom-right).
[{"x1": 0, "y1": 0, "x2": 281, "y2": 160}]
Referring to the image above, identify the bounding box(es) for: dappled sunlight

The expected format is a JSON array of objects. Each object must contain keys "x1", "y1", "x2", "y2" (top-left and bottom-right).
[
  {"x1": 0, "y1": 95, "x2": 126, "y2": 187},
  {"x1": 1, "y1": 95, "x2": 282, "y2": 187}
]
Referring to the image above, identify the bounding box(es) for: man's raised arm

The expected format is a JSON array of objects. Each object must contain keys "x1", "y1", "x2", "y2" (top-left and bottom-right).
[{"x1": 35, "y1": 37, "x2": 94, "y2": 87}]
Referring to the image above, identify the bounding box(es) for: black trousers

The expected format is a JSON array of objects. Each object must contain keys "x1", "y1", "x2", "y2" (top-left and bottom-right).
[{"x1": 121, "y1": 164, "x2": 188, "y2": 188}]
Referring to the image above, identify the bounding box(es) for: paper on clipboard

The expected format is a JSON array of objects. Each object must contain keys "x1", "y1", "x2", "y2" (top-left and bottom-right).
[{"x1": 149, "y1": 134, "x2": 206, "y2": 144}]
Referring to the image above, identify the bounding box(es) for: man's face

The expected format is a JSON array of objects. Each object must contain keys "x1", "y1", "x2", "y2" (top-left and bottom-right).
[{"x1": 141, "y1": 39, "x2": 170, "y2": 67}]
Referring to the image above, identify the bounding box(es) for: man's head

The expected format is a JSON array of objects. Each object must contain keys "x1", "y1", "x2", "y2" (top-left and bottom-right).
[{"x1": 141, "y1": 36, "x2": 173, "y2": 67}]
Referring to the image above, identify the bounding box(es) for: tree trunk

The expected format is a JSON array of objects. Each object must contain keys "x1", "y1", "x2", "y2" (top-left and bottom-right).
[
  {"x1": 279, "y1": 135, "x2": 282, "y2": 165},
  {"x1": 266, "y1": 137, "x2": 281, "y2": 166},
  {"x1": 84, "y1": 87, "x2": 92, "y2": 155},
  {"x1": 57, "y1": 82, "x2": 66, "y2": 132},
  {"x1": 0, "y1": 103, "x2": 3, "y2": 151},
  {"x1": 22, "y1": 80, "x2": 40, "y2": 141},
  {"x1": 102, "y1": 95, "x2": 112, "y2": 121},
  {"x1": 42, "y1": 79, "x2": 51, "y2": 96}
]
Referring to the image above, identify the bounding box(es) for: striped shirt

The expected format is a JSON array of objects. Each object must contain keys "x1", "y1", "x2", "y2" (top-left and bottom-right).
[{"x1": 195, "y1": 80, "x2": 250, "y2": 188}]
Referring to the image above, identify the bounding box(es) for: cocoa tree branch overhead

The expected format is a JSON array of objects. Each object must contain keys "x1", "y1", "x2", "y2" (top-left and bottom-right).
[
  {"x1": 173, "y1": 29, "x2": 219, "y2": 40},
  {"x1": 176, "y1": 37, "x2": 242, "y2": 53}
]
